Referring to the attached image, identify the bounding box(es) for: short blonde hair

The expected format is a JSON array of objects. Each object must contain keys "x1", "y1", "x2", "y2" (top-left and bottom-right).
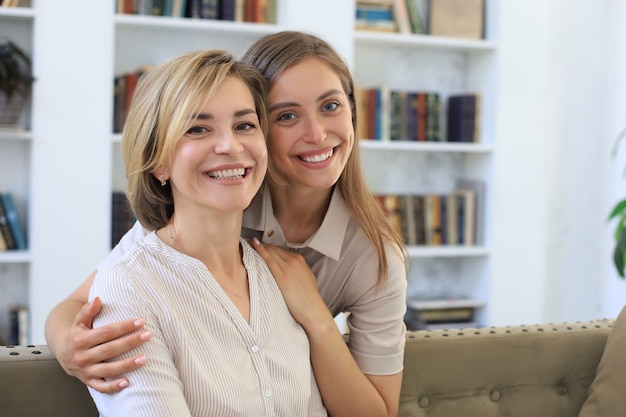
[{"x1": 121, "y1": 50, "x2": 269, "y2": 230}]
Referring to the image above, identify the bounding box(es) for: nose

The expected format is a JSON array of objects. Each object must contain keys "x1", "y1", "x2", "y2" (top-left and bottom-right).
[
  {"x1": 214, "y1": 130, "x2": 243, "y2": 154},
  {"x1": 302, "y1": 114, "x2": 326, "y2": 145}
]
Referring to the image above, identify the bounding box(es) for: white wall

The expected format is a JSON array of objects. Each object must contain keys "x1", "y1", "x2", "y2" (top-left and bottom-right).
[{"x1": 491, "y1": 0, "x2": 626, "y2": 326}]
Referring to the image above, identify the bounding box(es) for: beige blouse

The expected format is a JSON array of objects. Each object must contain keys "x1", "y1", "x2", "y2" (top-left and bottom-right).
[{"x1": 90, "y1": 233, "x2": 327, "y2": 417}]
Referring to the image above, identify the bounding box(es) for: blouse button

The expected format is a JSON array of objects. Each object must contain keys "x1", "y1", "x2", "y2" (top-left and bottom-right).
[
  {"x1": 251, "y1": 345, "x2": 259, "y2": 353},
  {"x1": 264, "y1": 389, "x2": 272, "y2": 398},
  {"x1": 267, "y1": 230, "x2": 275, "y2": 237}
]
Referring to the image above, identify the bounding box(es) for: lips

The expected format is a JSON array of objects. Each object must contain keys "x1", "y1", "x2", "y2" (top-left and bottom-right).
[
  {"x1": 298, "y1": 147, "x2": 334, "y2": 163},
  {"x1": 206, "y1": 167, "x2": 247, "y2": 180}
]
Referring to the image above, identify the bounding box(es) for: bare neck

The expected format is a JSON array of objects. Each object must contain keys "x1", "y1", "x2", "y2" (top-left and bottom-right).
[{"x1": 269, "y1": 184, "x2": 333, "y2": 244}]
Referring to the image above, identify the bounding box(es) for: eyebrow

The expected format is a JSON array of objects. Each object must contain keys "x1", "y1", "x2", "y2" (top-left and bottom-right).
[
  {"x1": 191, "y1": 108, "x2": 257, "y2": 120},
  {"x1": 268, "y1": 88, "x2": 344, "y2": 113}
]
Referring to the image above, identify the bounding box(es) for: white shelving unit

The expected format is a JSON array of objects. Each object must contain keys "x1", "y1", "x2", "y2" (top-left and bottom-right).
[
  {"x1": 0, "y1": 6, "x2": 35, "y2": 344},
  {"x1": 353, "y1": 3, "x2": 498, "y2": 325},
  {"x1": 3, "y1": 0, "x2": 504, "y2": 343}
]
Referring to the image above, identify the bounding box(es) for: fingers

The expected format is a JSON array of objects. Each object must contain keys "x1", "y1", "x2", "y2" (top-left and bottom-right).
[
  {"x1": 88, "y1": 377, "x2": 131, "y2": 394},
  {"x1": 73, "y1": 297, "x2": 103, "y2": 329},
  {"x1": 252, "y1": 238, "x2": 297, "y2": 264},
  {"x1": 83, "y1": 353, "x2": 147, "y2": 393},
  {"x1": 73, "y1": 324, "x2": 152, "y2": 366}
]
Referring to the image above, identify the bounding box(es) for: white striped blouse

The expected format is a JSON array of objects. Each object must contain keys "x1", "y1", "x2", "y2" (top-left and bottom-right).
[{"x1": 88, "y1": 232, "x2": 327, "y2": 417}]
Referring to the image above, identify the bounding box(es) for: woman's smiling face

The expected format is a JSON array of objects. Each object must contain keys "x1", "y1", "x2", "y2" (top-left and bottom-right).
[{"x1": 267, "y1": 57, "x2": 354, "y2": 191}]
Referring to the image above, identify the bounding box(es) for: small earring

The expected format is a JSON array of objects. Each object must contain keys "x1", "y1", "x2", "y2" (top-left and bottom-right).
[{"x1": 159, "y1": 174, "x2": 167, "y2": 187}]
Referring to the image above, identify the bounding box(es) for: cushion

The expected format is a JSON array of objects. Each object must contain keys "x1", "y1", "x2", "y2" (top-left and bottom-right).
[{"x1": 577, "y1": 305, "x2": 626, "y2": 417}]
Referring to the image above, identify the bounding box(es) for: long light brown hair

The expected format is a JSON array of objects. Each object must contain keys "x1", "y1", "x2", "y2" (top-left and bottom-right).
[{"x1": 242, "y1": 31, "x2": 407, "y2": 288}]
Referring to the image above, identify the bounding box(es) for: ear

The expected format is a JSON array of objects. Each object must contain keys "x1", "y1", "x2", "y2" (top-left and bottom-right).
[{"x1": 152, "y1": 170, "x2": 168, "y2": 186}]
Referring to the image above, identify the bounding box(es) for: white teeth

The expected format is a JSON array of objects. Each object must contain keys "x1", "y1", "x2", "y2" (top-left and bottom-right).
[
  {"x1": 208, "y1": 168, "x2": 245, "y2": 179},
  {"x1": 301, "y1": 149, "x2": 333, "y2": 163}
]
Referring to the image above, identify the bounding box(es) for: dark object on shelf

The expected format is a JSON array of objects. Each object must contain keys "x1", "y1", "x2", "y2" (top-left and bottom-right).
[{"x1": 0, "y1": 41, "x2": 34, "y2": 126}]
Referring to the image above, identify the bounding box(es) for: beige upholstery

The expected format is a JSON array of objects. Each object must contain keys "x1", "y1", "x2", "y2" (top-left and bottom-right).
[
  {"x1": 399, "y1": 319, "x2": 614, "y2": 417},
  {"x1": 0, "y1": 344, "x2": 97, "y2": 417},
  {"x1": 0, "y1": 309, "x2": 623, "y2": 417}
]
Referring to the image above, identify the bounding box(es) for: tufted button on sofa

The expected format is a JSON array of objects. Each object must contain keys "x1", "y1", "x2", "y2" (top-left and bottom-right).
[{"x1": 1, "y1": 306, "x2": 625, "y2": 417}]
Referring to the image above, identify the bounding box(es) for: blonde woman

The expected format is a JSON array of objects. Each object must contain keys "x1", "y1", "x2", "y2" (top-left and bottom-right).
[{"x1": 85, "y1": 49, "x2": 326, "y2": 416}]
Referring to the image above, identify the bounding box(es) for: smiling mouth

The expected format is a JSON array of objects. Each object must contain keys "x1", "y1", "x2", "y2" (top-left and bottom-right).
[
  {"x1": 298, "y1": 147, "x2": 334, "y2": 163},
  {"x1": 207, "y1": 167, "x2": 248, "y2": 180}
]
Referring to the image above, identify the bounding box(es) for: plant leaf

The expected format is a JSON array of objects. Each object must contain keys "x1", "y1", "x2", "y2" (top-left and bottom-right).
[{"x1": 608, "y1": 199, "x2": 626, "y2": 221}]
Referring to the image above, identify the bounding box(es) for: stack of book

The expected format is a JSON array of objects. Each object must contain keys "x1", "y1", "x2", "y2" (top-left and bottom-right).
[
  {"x1": 357, "y1": 87, "x2": 441, "y2": 142},
  {"x1": 355, "y1": 0, "x2": 397, "y2": 33},
  {"x1": 116, "y1": 0, "x2": 277, "y2": 23},
  {"x1": 405, "y1": 298, "x2": 484, "y2": 330},
  {"x1": 375, "y1": 179, "x2": 485, "y2": 247}
]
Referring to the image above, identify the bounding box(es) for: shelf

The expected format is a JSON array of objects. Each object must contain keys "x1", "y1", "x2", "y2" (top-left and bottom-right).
[
  {"x1": 406, "y1": 245, "x2": 489, "y2": 258},
  {"x1": 359, "y1": 140, "x2": 493, "y2": 154},
  {"x1": 0, "y1": 128, "x2": 32, "y2": 141},
  {"x1": 115, "y1": 13, "x2": 277, "y2": 36},
  {"x1": 354, "y1": 31, "x2": 497, "y2": 53},
  {"x1": 0, "y1": 7, "x2": 35, "y2": 21},
  {"x1": 0, "y1": 250, "x2": 30, "y2": 264}
]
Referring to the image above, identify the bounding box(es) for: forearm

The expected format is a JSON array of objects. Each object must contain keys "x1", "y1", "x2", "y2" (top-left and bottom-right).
[
  {"x1": 305, "y1": 313, "x2": 399, "y2": 417},
  {"x1": 45, "y1": 298, "x2": 85, "y2": 361}
]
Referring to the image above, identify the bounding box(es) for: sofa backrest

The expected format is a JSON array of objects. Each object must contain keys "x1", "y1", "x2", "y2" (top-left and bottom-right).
[
  {"x1": 399, "y1": 319, "x2": 614, "y2": 417},
  {"x1": 0, "y1": 345, "x2": 97, "y2": 417},
  {"x1": 0, "y1": 317, "x2": 616, "y2": 417}
]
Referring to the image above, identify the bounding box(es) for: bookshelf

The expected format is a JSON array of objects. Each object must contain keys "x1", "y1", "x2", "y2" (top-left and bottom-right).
[
  {"x1": 1, "y1": 0, "x2": 500, "y2": 343},
  {"x1": 0, "y1": 5, "x2": 34, "y2": 345},
  {"x1": 353, "y1": 2, "x2": 498, "y2": 326}
]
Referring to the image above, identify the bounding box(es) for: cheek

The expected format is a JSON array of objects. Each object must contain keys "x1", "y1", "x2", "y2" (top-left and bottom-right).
[{"x1": 268, "y1": 128, "x2": 290, "y2": 159}]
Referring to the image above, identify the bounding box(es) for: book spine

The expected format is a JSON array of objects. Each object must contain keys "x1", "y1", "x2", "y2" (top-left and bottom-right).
[
  {"x1": 0, "y1": 194, "x2": 17, "y2": 250},
  {"x1": 0, "y1": 192, "x2": 26, "y2": 250}
]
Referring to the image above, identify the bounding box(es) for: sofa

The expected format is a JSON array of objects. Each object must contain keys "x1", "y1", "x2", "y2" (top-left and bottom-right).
[{"x1": 1, "y1": 306, "x2": 625, "y2": 417}]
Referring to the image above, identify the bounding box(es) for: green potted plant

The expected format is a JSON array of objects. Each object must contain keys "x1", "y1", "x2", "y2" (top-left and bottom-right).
[
  {"x1": 608, "y1": 124, "x2": 626, "y2": 278},
  {"x1": 0, "y1": 40, "x2": 34, "y2": 126}
]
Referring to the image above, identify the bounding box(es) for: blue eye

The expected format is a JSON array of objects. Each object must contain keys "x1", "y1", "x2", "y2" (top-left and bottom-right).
[
  {"x1": 322, "y1": 101, "x2": 339, "y2": 112},
  {"x1": 278, "y1": 112, "x2": 296, "y2": 122}
]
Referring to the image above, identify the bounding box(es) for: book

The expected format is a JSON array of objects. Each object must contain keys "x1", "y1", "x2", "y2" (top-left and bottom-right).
[
  {"x1": 445, "y1": 193, "x2": 458, "y2": 245},
  {"x1": 0, "y1": 192, "x2": 26, "y2": 250},
  {"x1": 390, "y1": 90, "x2": 406, "y2": 141},
  {"x1": 0, "y1": 196, "x2": 16, "y2": 250},
  {"x1": 356, "y1": 2, "x2": 397, "y2": 32},
  {"x1": 428, "y1": 0, "x2": 484, "y2": 39},
  {"x1": 407, "y1": 297, "x2": 485, "y2": 310},
  {"x1": 9, "y1": 305, "x2": 28, "y2": 345},
  {"x1": 403, "y1": 0, "x2": 425, "y2": 34},
  {"x1": 405, "y1": 320, "x2": 480, "y2": 330},
  {"x1": 456, "y1": 178, "x2": 486, "y2": 245},
  {"x1": 424, "y1": 194, "x2": 442, "y2": 245},
  {"x1": 0, "y1": 223, "x2": 6, "y2": 251},
  {"x1": 375, "y1": 195, "x2": 404, "y2": 239},
  {"x1": 393, "y1": 0, "x2": 411, "y2": 34},
  {"x1": 219, "y1": 0, "x2": 237, "y2": 20},
  {"x1": 453, "y1": 188, "x2": 476, "y2": 245},
  {"x1": 397, "y1": 194, "x2": 416, "y2": 245},
  {"x1": 416, "y1": 92, "x2": 427, "y2": 141},
  {"x1": 447, "y1": 93, "x2": 481, "y2": 143},
  {"x1": 412, "y1": 195, "x2": 426, "y2": 245},
  {"x1": 426, "y1": 92, "x2": 441, "y2": 142},
  {"x1": 405, "y1": 297, "x2": 484, "y2": 330}
]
